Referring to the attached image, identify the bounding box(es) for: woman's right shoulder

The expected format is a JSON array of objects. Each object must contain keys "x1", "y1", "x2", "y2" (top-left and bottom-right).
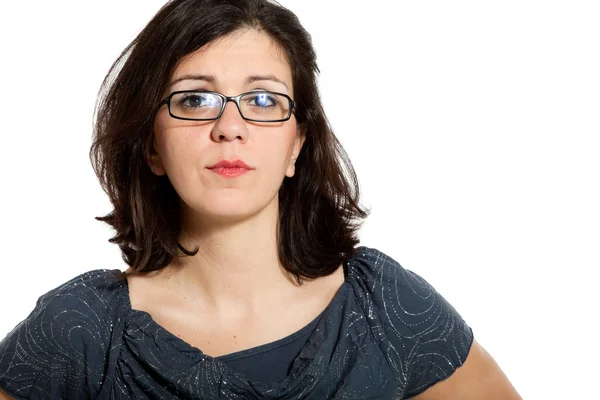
[
  {"x1": 7, "y1": 267, "x2": 128, "y2": 328},
  {"x1": 0, "y1": 268, "x2": 129, "y2": 399},
  {"x1": 43, "y1": 268, "x2": 126, "y2": 298},
  {"x1": 30, "y1": 268, "x2": 129, "y2": 323}
]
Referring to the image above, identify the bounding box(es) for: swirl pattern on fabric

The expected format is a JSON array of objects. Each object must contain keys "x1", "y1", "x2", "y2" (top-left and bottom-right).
[{"x1": 0, "y1": 246, "x2": 473, "y2": 399}]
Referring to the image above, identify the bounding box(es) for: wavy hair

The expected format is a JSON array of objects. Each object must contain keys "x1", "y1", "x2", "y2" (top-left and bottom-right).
[{"x1": 90, "y1": 0, "x2": 370, "y2": 283}]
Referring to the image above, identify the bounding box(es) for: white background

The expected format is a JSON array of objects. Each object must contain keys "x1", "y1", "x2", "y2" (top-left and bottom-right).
[{"x1": 1, "y1": 1, "x2": 599, "y2": 398}]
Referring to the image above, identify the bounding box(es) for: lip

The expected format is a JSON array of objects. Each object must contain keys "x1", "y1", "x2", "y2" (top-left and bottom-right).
[
  {"x1": 207, "y1": 159, "x2": 253, "y2": 178},
  {"x1": 207, "y1": 159, "x2": 253, "y2": 169}
]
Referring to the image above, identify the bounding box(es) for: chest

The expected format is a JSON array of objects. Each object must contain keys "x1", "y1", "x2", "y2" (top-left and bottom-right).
[
  {"x1": 126, "y1": 268, "x2": 344, "y2": 358},
  {"x1": 118, "y1": 287, "x2": 399, "y2": 400},
  {"x1": 152, "y1": 305, "x2": 320, "y2": 358}
]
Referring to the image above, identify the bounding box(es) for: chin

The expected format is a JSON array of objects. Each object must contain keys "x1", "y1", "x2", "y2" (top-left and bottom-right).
[
  {"x1": 206, "y1": 206, "x2": 256, "y2": 221},
  {"x1": 181, "y1": 189, "x2": 279, "y2": 223},
  {"x1": 190, "y1": 200, "x2": 265, "y2": 223}
]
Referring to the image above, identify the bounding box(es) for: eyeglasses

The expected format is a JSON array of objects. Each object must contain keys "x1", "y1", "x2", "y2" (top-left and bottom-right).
[{"x1": 159, "y1": 90, "x2": 295, "y2": 122}]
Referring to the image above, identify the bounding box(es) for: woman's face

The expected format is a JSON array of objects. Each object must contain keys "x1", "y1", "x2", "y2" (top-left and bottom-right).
[{"x1": 150, "y1": 29, "x2": 305, "y2": 226}]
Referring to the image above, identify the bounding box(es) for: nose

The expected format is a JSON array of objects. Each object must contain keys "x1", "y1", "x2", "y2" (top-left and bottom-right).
[{"x1": 211, "y1": 100, "x2": 249, "y2": 143}]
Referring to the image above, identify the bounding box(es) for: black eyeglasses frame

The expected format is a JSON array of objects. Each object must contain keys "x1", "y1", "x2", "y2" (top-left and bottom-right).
[{"x1": 158, "y1": 90, "x2": 296, "y2": 123}]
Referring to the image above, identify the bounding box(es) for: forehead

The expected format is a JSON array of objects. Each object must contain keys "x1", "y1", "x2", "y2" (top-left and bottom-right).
[{"x1": 169, "y1": 29, "x2": 293, "y2": 92}]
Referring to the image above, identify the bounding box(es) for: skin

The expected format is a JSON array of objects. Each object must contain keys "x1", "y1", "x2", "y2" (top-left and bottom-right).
[
  {"x1": 146, "y1": 29, "x2": 314, "y2": 315},
  {"x1": 413, "y1": 340, "x2": 522, "y2": 399},
  {"x1": 150, "y1": 33, "x2": 303, "y2": 227},
  {"x1": 125, "y1": 29, "x2": 348, "y2": 359}
]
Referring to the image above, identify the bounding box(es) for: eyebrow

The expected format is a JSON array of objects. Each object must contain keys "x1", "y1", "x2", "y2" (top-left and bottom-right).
[
  {"x1": 168, "y1": 74, "x2": 289, "y2": 90},
  {"x1": 169, "y1": 74, "x2": 214, "y2": 88},
  {"x1": 245, "y1": 75, "x2": 289, "y2": 90}
]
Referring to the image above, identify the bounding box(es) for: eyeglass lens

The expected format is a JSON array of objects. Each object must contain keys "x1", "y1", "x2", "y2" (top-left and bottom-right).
[{"x1": 169, "y1": 92, "x2": 291, "y2": 121}]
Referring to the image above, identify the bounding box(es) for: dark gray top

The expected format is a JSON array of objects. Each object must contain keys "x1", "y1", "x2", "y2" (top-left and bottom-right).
[
  {"x1": 216, "y1": 309, "x2": 323, "y2": 383},
  {"x1": 0, "y1": 246, "x2": 473, "y2": 399}
]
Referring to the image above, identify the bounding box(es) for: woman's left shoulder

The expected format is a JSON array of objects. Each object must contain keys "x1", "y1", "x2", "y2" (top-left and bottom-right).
[
  {"x1": 347, "y1": 246, "x2": 469, "y2": 323},
  {"x1": 346, "y1": 246, "x2": 453, "y2": 305},
  {"x1": 346, "y1": 246, "x2": 475, "y2": 397}
]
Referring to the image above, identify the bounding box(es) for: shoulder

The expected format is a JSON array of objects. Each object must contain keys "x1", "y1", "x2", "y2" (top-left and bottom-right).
[
  {"x1": 25, "y1": 268, "x2": 128, "y2": 338},
  {"x1": 347, "y1": 246, "x2": 474, "y2": 397},
  {"x1": 34, "y1": 268, "x2": 126, "y2": 313},
  {"x1": 347, "y1": 246, "x2": 454, "y2": 319},
  {"x1": 0, "y1": 268, "x2": 127, "y2": 399}
]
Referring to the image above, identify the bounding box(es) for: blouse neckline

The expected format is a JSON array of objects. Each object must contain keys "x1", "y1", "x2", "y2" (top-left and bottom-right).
[
  {"x1": 118, "y1": 252, "x2": 356, "y2": 389},
  {"x1": 214, "y1": 308, "x2": 326, "y2": 363}
]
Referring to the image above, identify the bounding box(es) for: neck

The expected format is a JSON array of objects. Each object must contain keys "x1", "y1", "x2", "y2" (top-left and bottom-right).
[{"x1": 167, "y1": 198, "x2": 300, "y2": 315}]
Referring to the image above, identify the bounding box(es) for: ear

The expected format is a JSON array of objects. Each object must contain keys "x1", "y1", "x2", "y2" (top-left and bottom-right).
[
  {"x1": 147, "y1": 136, "x2": 166, "y2": 176},
  {"x1": 285, "y1": 123, "x2": 307, "y2": 178}
]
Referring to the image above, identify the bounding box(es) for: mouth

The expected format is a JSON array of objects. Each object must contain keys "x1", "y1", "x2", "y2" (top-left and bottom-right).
[
  {"x1": 207, "y1": 159, "x2": 252, "y2": 169},
  {"x1": 208, "y1": 166, "x2": 251, "y2": 178},
  {"x1": 207, "y1": 159, "x2": 253, "y2": 178}
]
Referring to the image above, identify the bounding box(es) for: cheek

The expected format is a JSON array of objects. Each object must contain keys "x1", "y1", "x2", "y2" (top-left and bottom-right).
[
  {"x1": 154, "y1": 113, "x2": 196, "y2": 154},
  {"x1": 154, "y1": 127, "x2": 208, "y2": 178},
  {"x1": 260, "y1": 126, "x2": 297, "y2": 163}
]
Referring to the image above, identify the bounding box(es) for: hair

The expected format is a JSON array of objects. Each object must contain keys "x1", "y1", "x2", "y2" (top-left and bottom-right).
[{"x1": 90, "y1": 0, "x2": 370, "y2": 284}]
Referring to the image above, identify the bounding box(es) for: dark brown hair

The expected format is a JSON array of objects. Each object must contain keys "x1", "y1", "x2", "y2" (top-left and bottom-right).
[{"x1": 90, "y1": 0, "x2": 369, "y2": 283}]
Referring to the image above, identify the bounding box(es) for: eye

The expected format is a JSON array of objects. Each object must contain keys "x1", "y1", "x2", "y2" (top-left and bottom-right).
[
  {"x1": 178, "y1": 92, "x2": 221, "y2": 108},
  {"x1": 246, "y1": 92, "x2": 277, "y2": 108}
]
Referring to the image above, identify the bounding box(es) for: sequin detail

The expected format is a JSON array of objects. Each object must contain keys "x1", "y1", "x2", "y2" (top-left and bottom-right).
[{"x1": 0, "y1": 247, "x2": 473, "y2": 399}]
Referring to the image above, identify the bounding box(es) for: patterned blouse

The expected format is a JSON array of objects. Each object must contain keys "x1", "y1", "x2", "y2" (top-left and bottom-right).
[{"x1": 0, "y1": 246, "x2": 473, "y2": 399}]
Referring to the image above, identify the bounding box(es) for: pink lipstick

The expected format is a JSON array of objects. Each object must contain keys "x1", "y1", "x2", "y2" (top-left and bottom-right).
[{"x1": 207, "y1": 159, "x2": 253, "y2": 178}]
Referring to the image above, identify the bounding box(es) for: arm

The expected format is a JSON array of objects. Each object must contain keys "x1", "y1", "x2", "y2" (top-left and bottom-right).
[
  {"x1": 0, "y1": 388, "x2": 16, "y2": 400},
  {"x1": 412, "y1": 339, "x2": 521, "y2": 399}
]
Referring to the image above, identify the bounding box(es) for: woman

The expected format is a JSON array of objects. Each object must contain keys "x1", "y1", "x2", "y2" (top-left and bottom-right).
[{"x1": 0, "y1": 0, "x2": 520, "y2": 398}]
